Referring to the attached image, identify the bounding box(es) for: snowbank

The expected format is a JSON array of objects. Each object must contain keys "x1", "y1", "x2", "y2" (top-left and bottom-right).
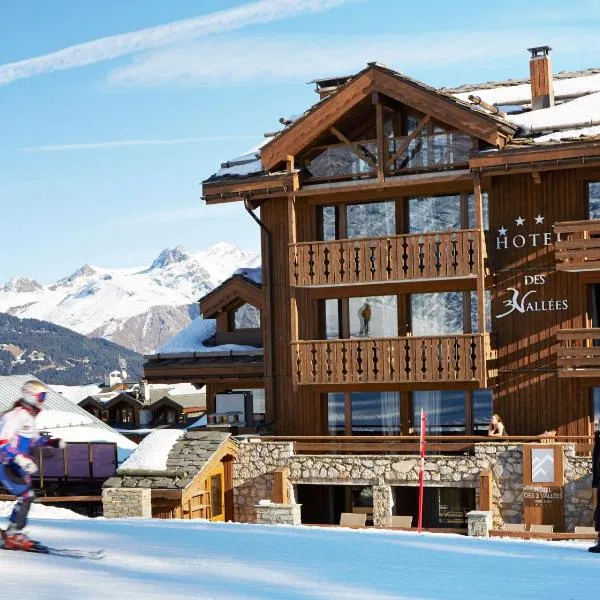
[
  {"x1": 118, "y1": 429, "x2": 184, "y2": 472},
  {"x1": 0, "y1": 501, "x2": 87, "y2": 520}
]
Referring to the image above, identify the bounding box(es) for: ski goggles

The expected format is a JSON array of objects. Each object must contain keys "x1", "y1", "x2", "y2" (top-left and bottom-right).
[{"x1": 34, "y1": 391, "x2": 47, "y2": 403}]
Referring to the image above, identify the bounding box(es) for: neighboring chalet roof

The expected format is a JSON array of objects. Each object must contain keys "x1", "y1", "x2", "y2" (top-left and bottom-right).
[
  {"x1": 79, "y1": 389, "x2": 205, "y2": 412},
  {"x1": 0, "y1": 375, "x2": 137, "y2": 456},
  {"x1": 103, "y1": 430, "x2": 234, "y2": 490},
  {"x1": 200, "y1": 272, "x2": 263, "y2": 319}
]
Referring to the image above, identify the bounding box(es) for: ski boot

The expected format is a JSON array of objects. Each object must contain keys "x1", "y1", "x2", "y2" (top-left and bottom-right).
[
  {"x1": 588, "y1": 538, "x2": 600, "y2": 553},
  {"x1": 1, "y1": 528, "x2": 37, "y2": 551}
]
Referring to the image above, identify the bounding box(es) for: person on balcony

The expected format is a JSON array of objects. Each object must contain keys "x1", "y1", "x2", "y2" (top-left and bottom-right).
[
  {"x1": 487, "y1": 414, "x2": 506, "y2": 437},
  {"x1": 359, "y1": 301, "x2": 372, "y2": 336}
]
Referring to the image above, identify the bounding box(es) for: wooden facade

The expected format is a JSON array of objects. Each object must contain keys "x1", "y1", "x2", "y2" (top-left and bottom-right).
[{"x1": 202, "y1": 63, "x2": 600, "y2": 439}]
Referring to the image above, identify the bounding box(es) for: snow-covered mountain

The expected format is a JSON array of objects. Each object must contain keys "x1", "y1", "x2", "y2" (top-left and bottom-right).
[{"x1": 0, "y1": 243, "x2": 259, "y2": 354}]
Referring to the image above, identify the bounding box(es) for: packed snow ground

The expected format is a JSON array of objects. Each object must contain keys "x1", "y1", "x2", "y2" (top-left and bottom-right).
[{"x1": 1, "y1": 509, "x2": 600, "y2": 600}]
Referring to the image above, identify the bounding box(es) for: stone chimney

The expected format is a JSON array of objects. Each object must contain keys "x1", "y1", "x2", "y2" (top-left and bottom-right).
[{"x1": 528, "y1": 46, "x2": 554, "y2": 110}]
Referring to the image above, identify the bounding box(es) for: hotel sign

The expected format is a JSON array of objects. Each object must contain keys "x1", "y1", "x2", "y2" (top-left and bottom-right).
[{"x1": 495, "y1": 215, "x2": 568, "y2": 319}]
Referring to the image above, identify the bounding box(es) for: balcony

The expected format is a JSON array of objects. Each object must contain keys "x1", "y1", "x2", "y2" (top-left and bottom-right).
[
  {"x1": 303, "y1": 133, "x2": 473, "y2": 184},
  {"x1": 554, "y1": 219, "x2": 600, "y2": 271},
  {"x1": 289, "y1": 229, "x2": 481, "y2": 290},
  {"x1": 557, "y1": 328, "x2": 600, "y2": 377},
  {"x1": 291, "y1": 334, "x2": 490, "y2": 388}
]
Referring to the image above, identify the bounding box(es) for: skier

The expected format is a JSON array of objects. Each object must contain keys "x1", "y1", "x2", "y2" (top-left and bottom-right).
[{"x1": 0, "y1": 380, "x2": 63, "y2": 551}]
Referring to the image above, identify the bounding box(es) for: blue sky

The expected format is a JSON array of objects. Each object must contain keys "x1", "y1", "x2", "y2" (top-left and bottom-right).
[{"x1": 2, "y1": 0, "x2": 600, "y2": 283}]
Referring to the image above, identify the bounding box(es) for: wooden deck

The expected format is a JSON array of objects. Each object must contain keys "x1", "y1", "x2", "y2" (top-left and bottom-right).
[
  {"x1": 290, "y1": 229, "x2": 481, "y2": 288},
  {"x1": 292, "y1": 333, "x2": 491, "y2": 388},
  {"x1": 555, "y1": 219, "x2": 600, "y2": 271}
]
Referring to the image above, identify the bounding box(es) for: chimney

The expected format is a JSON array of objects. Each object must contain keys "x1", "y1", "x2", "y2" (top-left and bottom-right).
[
  {"x1": 528, "y1": 46, "x2": 554, "y2": 110},
  {"x1": 310, "y1": 75, "x2": 352, "y2": 100}
]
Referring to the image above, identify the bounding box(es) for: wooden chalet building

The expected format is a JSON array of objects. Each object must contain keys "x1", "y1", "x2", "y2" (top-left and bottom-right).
[
  {"x1": 156, "y1": 48, "x2": 600, "y2": 530},
  {"x1": 202, "y1": 48, "x2": 600, "y2": 442}
]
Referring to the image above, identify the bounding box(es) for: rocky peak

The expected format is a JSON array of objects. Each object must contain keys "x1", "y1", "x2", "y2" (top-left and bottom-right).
[
  {"x1": 150, "y1": 246, "x2": 190, "y2": 270},
  {"x1": 2, "y1": 277, "x2": 43, "y2": 294}
]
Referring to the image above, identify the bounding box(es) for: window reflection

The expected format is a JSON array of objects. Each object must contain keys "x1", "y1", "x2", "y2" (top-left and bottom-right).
[
  {"x1": 473, "y1": 389, "x2": 493, "y2": 434},
  {"x1": 409, "y1": 195, "x2": 461, "y2": 233},
  {"x1": 347, "y1": 200, "x2": 395, "y2": 239},
  {"x1": 411, "y1": 292, "x2": 463, "y2": 336},
  {"x1": 351, "y1": 392, "x2": 400, "y2": 435},
  {"x1": 349, "y1": 296, "x2": 397, "y2": 338},
  {"x1": 413, "y1": 391, "x2": 466, "y2": 434},
  {"x1": 589, "y1": 183, "x2": 600, "y2": 220},
  {"x1": 328, "y1": 393, "x2": 345, "y2": 435}
]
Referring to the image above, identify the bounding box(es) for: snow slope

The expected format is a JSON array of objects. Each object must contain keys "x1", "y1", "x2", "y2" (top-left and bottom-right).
[
  {"x1": 0, "y1": 243, "x2": 259, "y2": 354},
  {"x1": 1, "y1": 515, "x2": 599, "y2": 600}
]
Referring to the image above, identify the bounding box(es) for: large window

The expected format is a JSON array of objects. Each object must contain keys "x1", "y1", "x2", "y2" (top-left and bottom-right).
[
  {"x1": 411, "y1": 292, "x2": 463, "y2": 336},
  {"x1": 470, "y1": 290, "x2": 492, "y2": 333},
  {"x1": 409, "y1": 195, "x2": 461, "y2": 233},
  {"x1": 349, "y1": 296, "x2": 397, "y2": 338},
  {"x1": 473, "y1": 389, "x2": 493, "y2": 433},
  {"x1": 351, "y1": 391, "x2": 400, "y2": 435},
  {"x1": 325, "y1": 299, "x2": 340, "y2": 339},
  {"x1": 413, "y1": 391, "x2": 466, "y2": 434},
  {"x1": 467, "y1": 192, "x2": 489, "y2": 230},
  {"x1": 234, "y1": 303, "x2": 261, "y2": 329},
  {"x1": 589, "y1": 182, "x2": 600, "y2": 220},
  {"x1": 328, "y1": 392, "x2": 345, "y2": 435},
  {"x1": 347, "y1": 200, "x2": 395, "y2": 239}
]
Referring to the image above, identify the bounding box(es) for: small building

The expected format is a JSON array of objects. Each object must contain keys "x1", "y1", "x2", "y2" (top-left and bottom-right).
[
  {"x1": 143, "y1": 271, "x2": 265, "y2": 431},
  {"x1": 103, "y1": 430, "x2": 237, "y2": 521}
]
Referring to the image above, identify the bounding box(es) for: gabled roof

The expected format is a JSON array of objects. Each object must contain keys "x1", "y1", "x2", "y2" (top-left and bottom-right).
[
  {"x1": 103, "y1": 431, "x2": 235, "y2": 490},
  {"x1": 200, "y1": 273, "x2": 263, "y2": 319},
  {"x1": 260, "y1": 63, "x2": 517, "y2": 171}
]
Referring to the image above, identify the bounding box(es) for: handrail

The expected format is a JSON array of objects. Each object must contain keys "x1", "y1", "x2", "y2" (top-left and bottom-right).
[
  {"x1": 289, "y1": 229, "x2": 480, "y2": 287},
  {"x1": 259, "y1": 435, "x2": 592, "y2": 442}
]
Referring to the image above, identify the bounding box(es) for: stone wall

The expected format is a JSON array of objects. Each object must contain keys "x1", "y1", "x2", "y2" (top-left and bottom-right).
[
  {"x1": 255, "y1": 502, "x2": 302, "y2": 526},
  {"x1": 233, "y1": 440, "x2": 593, "y2": 530},
  {"x1": 102, "y1": 488, "x2": 152, "y2": 518}
]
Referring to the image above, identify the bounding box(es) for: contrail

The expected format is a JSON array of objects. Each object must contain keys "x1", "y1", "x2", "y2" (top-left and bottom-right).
[
  {"x1": 23, "y1": 136, "x2": 259, "y2": 153},
  {"x1": 0, "y1": 0, "x2": 361, "y2": 85}
]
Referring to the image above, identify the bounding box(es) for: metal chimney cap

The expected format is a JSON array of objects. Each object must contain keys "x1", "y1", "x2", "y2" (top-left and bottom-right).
[{"x1": 527, "y1": 45, "x2": 552, "y2": 58}]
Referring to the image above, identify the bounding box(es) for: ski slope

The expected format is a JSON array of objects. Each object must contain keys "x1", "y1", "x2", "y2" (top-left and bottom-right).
[{"x1": 1, "y1": 512, "x2": 599, "y2": 600}]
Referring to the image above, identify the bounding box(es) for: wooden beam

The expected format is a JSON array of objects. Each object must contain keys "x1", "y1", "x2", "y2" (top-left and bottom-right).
[
  {"x1": 374, "y1": 92, "x2": 386, "y2": 183},
  {"x1": 386, "y1": 114, "x2": 430, "y2": 168},
  {"x1": 272, "y1": 467, "x2": 290, "y2": 504},
  {"x1": 472, "y1": 172, "x2": 487, "y2": 352},
  {"x1": 329, "y1": 126, "x2": 378, "y2": 172}
]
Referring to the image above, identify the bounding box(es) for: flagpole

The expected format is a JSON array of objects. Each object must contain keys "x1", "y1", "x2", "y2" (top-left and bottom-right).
[{"x1": 418, "y1": 408, "x2": 427, "y2": 533}]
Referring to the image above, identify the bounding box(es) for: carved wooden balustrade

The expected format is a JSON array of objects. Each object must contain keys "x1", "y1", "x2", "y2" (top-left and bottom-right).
[
  {"x1": 555, "y1": 219, "x2": 600, "y2": 271},
  {"x1": 292, "y1": 334, "x2": 489, "y2": 387},
  {"x1": 290, "y1": 229, "x2": 481, "y2": 287},
  {"x1": 557, "y1": 328, "x2": 600, "y2": 377}
]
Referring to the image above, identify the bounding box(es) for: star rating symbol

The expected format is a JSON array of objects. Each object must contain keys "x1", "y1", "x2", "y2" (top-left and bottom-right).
[
  {"x1": 498, "y1": 226, "x2": 508, "y2": 236},
  {"x1": 535, "y1": 214, "x2": 544, "y2": 224},
  {"x1": 515, "y1": 216, "x2": 525, "y2": 226}
]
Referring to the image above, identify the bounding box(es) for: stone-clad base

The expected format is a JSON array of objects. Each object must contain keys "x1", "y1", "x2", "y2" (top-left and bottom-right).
[
  {"x1": 467, "y1": 511, "x2": 493, "y2": 537},
  {"x1": 102, "y1": 488, "x2": 152, "y2": 518},
  {"x1": 255, "y1": 503, "x2": 302, "y2": 525}
]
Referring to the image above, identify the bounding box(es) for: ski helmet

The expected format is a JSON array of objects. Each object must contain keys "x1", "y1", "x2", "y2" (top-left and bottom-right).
[{"x1": 21, "y1": 380, "x2": 48, "y2": 410}]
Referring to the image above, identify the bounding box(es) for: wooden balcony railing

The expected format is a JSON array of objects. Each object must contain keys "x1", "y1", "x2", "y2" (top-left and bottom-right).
[
  {"x1": 303, "y1": 133, "x2": 473, "y2": 183},
  {"x1": 554, "y1": 219, "x2": 600, "y2": 271},
  {"x1": 557, "y1": 328, "x2": 600, "y2": 377},
  {"x1": 292, "y1": 334, "x2": 490, "y2": 387},
  {"x1": 290, "y1": 229, "x2": 481, "y2": 288}
]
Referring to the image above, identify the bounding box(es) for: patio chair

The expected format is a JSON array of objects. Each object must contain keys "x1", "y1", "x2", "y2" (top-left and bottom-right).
[
  {"x1": 339, "y1": 512, "x2": 367, "y2": 527},
  {"x1": 502, "y1": 523, "x2": 526, "y2": 532},
  {"x1": 529, "y1": 524, "x2": 554, "y2": 534},
  {"x1": 389, "y1": 515, "x2": 413, "y2": 528},
  {"x1": 574, "y1": 526, "x2": 596, "y2": 534}
]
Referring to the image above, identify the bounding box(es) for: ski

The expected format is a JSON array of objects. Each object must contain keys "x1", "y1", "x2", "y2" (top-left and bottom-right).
[{"x1": 1, "y1": 539, "x2": 105, "y2": 560}]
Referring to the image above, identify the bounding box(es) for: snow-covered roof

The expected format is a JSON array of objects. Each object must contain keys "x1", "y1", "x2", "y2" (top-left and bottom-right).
[
  {"x1": 118, "y1": 429, "x2": 184, "y2": 472},
  {"x1": 233, "y1": 266, "x2": 262, "y2": 285},
  {"x1": 0, "y1": 375, "x2": 137, "y2": 459},
  {"x1": 105, "y1": 431, "x2": 233, "y2": 490},
  {"x1": 156, "y1": 315, "x2": 262, "y2": 355}
]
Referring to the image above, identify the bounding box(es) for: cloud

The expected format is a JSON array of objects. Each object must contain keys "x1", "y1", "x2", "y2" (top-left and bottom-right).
[
  {"x1": 106, "y1": 28, "x2": 600, "y2": 88},
  {"x1": 23, "y1": 136, "x2": 259, "y2": 153},
  {"x1": 0, "y1": 0, "x2": 362, "y2": 86}
]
